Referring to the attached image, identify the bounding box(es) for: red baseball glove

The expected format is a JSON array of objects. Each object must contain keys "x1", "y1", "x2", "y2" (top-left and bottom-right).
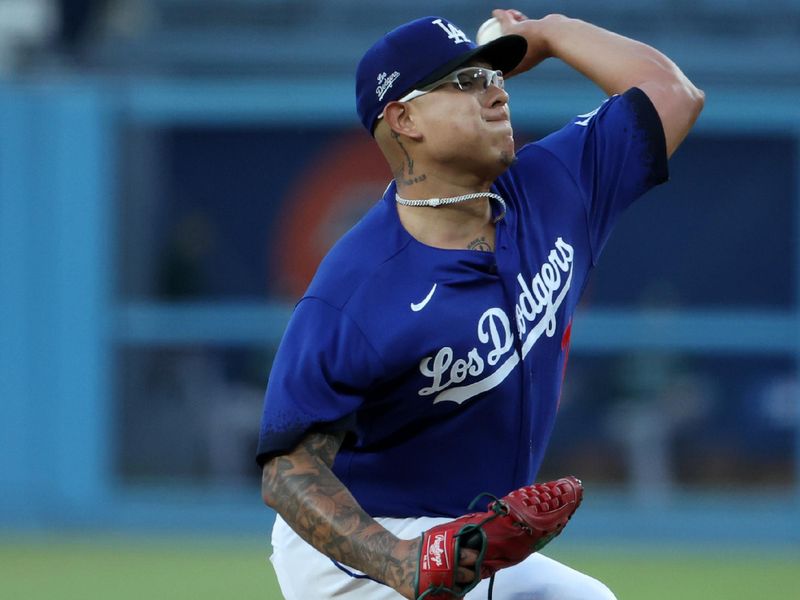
[{"x1": 414, "y1": 476, "x2": 583, "y2": 599}]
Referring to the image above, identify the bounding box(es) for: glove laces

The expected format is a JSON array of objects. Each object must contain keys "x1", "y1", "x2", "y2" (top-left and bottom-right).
[{"x1": 458, "y1": 492, "x2": 506, "y2": 600}]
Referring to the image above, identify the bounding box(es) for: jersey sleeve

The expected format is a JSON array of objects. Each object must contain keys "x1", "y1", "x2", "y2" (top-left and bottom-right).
[
  {"x1": 255, "y1": 296, "x2": 385, "y2": 466},
  {"x1": 532, "y1": 87, "x2": 669, "y2": 263}
]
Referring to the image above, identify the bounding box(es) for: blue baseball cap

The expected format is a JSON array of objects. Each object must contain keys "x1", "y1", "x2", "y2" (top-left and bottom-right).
[{"x1": 356, "y1": 16, "x2": 527, "y2": 134}]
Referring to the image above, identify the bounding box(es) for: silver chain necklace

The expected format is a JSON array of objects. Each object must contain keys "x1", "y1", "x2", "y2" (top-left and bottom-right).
[{"x1": 395, "y1": 191, "x2": 506, "y2": 222}]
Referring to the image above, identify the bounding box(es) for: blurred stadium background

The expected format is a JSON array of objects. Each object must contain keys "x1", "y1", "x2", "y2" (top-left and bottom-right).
[{"x1": 1, "y1": 0, "x2": 798, "y2": 598}]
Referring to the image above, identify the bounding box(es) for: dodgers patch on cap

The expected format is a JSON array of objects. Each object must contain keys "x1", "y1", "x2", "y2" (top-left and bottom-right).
[{"x1": 356, "y1": 16, "x2": 527, "y2": 134}]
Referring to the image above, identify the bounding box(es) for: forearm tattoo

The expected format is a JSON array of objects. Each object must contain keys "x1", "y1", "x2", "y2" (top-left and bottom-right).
[
  {"x1": 391, "y1": 131, "x2": 427, "y2": 187},
  {"x1": 261, "y1": 432, "x2": 418, "y2": 593}
]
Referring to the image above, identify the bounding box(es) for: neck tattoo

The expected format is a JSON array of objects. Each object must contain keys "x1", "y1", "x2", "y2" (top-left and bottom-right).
[{"x1": 395, "y1": 191, "x2": 506, "y2": 223}]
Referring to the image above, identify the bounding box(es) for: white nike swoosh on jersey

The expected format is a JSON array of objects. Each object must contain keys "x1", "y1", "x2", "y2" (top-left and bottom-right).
[
  {"x1": 574, "y1": 98, "x2": 611, "y2": 127},
  {"x1": 575, "y1": 109, "x2": 598, "y2": 127},
  {"x1": 410, "y1": 283, "x2": 437, "y2": 312}
]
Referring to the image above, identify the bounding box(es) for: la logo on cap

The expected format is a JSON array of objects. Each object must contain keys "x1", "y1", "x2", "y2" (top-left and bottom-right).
[{"x1": 431, "y1": 18, "x2": 470, "y2": 44}]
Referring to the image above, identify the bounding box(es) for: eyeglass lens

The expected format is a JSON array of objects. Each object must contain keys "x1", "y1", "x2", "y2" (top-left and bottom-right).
[{"x1": 455, "y1": 69, "x2": 503, "y2": 92}]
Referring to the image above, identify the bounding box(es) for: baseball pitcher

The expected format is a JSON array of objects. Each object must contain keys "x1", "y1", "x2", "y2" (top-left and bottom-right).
[{"x1": 257, "y1": 8, "x2": 703, "y2": 599}]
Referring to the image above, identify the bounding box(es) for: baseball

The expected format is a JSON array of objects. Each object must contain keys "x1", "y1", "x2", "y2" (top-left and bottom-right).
[{"x1": 476, "y1": 17, "x2": 504, "y2": 45}]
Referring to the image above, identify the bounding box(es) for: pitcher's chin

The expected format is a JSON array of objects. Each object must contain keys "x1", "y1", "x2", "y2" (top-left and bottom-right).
[{"x1": 499, "y1": 150, "x2": 517, "y2": 168}]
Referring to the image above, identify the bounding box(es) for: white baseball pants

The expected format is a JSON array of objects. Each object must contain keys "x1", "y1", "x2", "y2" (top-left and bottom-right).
[{"x1": 270, "y1": 514, "x2": 617, "y2": 599}]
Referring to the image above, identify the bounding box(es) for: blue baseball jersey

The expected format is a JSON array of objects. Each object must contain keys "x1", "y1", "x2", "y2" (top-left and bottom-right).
[{"x1": 257, "y1": 87, "x2": 668, "y2": 517}]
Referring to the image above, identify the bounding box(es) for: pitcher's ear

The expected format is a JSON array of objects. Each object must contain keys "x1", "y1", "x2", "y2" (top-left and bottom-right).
[{"x1": 382, "y1": 102, "x2": 423, "y2": 141}]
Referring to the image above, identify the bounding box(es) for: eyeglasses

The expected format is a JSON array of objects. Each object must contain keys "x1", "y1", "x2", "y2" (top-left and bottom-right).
[
  {"x1": 377, "y1": 67, "x2": 504, "y2": 120},
  {"x1": 400, "y1": 66, "x2": 504, "y2": 102}
]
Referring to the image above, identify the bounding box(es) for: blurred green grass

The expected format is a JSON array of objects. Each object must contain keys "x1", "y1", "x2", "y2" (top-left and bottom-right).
[
  {"x1": 547, "y1": 544, "x2": 799, "y2": 599},
  {"x1": 0, "y1": 535, "x2": 280, "y2": 600},
  {"x1": 1, "y1": 535, "x2": 797, "y2": 599}
]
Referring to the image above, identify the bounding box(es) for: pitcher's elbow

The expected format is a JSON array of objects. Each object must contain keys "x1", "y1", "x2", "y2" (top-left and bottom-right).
[
  {"x1": 689, "y1": 84, "x2": 705, "y2": 117},
  {"x1": 260, "y1": 461, "x2": 279, "y2": 508}
]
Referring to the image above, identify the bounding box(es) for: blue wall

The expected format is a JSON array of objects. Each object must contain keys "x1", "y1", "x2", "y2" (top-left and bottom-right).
[{"x1": 1, "y1": 83, "x2": 113, "y2": 523}]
